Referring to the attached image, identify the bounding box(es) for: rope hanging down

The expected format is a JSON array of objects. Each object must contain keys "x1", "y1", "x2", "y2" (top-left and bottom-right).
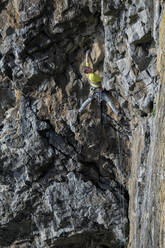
[{"x1": 117, "y1": 132, "x2": 126, "y2": 247}]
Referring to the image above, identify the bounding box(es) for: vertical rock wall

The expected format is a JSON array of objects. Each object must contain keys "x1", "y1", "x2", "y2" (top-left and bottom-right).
[
  {"x1": 0, "y1": 1, "x2": 129, "y2": 247},
  {"x1": 0, "y1": 0, "x2": 165, "y2": 247}
]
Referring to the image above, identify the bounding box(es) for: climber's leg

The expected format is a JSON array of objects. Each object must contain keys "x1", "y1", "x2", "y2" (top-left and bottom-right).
[
  {"x1": 94, "y1": 88, "x2": 102, "y2": 103},
  {"x1": 79, "y1": 95, "x2": 93, "y2": 113},
  {"x1": 102, "y1": 92, "x2": 120, "y2": 116}
]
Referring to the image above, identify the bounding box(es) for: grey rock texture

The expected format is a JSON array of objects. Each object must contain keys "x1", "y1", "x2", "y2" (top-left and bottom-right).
[
  {"x1": 0, "y1": 1, "x2": 129, "y2": 247},
  {"x1": 0, "y1": 0, "x2": 164, "y2": 247}
]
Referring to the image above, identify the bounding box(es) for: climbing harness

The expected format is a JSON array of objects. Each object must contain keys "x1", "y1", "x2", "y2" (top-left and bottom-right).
[{"x1": 88, "y1": 88, "x2": 102, "y2": 106}]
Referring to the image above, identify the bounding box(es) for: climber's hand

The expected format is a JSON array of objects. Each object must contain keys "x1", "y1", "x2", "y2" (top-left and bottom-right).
[{"x1": 86, "y1": 49, "x2": 91, "y2": 55}]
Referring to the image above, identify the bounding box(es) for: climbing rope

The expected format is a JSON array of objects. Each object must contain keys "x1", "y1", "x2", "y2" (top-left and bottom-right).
[
  {"x1": 117, "y1": 131, "x2": 126, "y2": 247},
  {"x1": 102, "y1": 112, "x2": 131, "y2": 136}
]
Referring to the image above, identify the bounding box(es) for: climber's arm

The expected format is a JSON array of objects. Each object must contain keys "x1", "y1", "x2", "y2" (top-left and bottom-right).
[
  {"x1": 85, "y1": 50, "x2": 90, "y2": 66},
  {"x1": 85, "y1": 49, "x2": 93, "y2": 68}
]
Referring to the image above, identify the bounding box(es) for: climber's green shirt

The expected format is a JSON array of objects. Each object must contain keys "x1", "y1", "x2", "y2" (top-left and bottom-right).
[{"x1": 85, "y1": 62, "x2": 102, "y2": 88}]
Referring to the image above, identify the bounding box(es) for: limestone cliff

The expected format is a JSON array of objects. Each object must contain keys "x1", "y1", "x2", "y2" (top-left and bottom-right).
[{"x1": 0, "y1": 0, "x2": 164, "y2": 248}]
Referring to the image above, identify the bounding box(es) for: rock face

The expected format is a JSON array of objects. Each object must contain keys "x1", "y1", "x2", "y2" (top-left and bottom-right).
[{"x1": 0, "y1": 0, "x2": 164, "y2": 247}]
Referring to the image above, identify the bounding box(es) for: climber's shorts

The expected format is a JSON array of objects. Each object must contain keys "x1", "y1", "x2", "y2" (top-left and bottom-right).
[
  {"x1": 89, "y1": 87, "x2": 102, "y2": 103},
  {"x1": 90, "y1": 87, "x2": 102, "y2": 95}
]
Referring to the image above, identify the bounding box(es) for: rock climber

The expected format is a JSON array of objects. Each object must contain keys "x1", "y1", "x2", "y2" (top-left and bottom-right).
[{"x1": 78, "y1": 49, "x2": 120, "y2": 117}]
